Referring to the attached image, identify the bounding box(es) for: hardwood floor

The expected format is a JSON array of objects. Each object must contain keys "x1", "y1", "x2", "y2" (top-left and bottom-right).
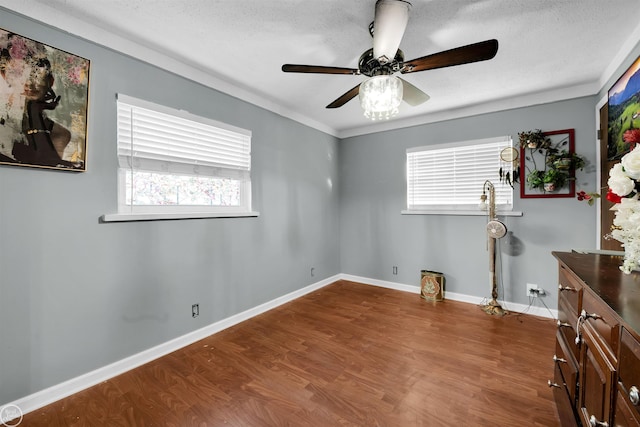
[{"x1": 22, "y1": 280, "x2": 560, "y2": 426}]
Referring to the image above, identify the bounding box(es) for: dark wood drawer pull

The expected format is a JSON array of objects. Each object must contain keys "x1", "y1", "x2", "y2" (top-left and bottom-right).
[
  {"x1": 547, "y1": 380, "x2": 561, "y2": 388},
  {"x1": 556, "y1": 320, "x2": 572, "y2": 328},
  {"x1": 589, "y1": 415, "x2": 608, "y2": 426},
  {"x1": 630, "y1": 386, "x2": 640, "y2": 406},
  {"x1": 552, "y1": 355, "x2": 567, "y2": 364},
  {"x1": 558, "y1": 284, "x2": 577, "y2": 292},
  {"x1": 580, "y1": 309, "x2": 602, "y2": 321}
]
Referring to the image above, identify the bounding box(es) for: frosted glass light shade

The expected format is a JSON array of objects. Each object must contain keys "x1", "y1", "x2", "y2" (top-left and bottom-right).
[
  {"x1": 359, "y1": 75, "x2": 403, "y2": 121},
  {"x1": 479, "y1": 193, "x2": 488, "y2": 210}
]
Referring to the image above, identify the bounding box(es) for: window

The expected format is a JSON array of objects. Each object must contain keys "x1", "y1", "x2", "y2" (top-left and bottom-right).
[
  {"x1": 114, "y1": 94, "x2": 254, "y2": 219},
  {"x1": 406, "y1": 136, "x2": 513, "y2": 212}
]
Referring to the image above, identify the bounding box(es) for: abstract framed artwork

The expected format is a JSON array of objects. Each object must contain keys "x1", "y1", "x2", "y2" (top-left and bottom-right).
[{"x1": 0, "y1": 28, "x2": 90, "y2": 171}]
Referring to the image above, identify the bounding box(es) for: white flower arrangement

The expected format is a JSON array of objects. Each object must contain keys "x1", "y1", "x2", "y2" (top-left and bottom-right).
[{"x1": 607, "y1": 146, "x2": 640, "y2": 273}]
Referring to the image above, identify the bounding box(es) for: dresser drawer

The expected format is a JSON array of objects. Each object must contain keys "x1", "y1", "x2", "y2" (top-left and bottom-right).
[
  {"x1": 558, "y1": 296, "x2": 580, "y2": 361},
  {"x1": 558, "y1": 266, "x2": 582, "y2": 315},
  {"x1": 616, "y1": 389, "x2": 640, "y2": 426},
  {"x1": 578, "y1": 323, "x2": 616, "y2": 427},
  {"x1": 582, "y1": 289, "x2": 620, "y2": 357},
  {"x1": 552, "y1": 363, "x2": 579, "y2": 427},
  {"x1": 555, "y1": 331, "x2": 579, "y2": 402},
  {"x1": 619, "y1": 328, "x2": 640, "y2": 422}
]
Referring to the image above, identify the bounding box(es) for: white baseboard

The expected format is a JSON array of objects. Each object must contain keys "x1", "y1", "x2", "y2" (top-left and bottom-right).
[
  {"x1": 339, "y1": 274, "x2": 558, "y2": 319},
  {"x1": 10, "y1": 274, "x2": 341, "y2": 417},
  {"x1": 7, "y1": 273, "x2": 556, "y2": 417}
]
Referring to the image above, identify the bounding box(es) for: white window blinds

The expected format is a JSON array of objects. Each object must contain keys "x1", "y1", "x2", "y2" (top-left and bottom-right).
[
  {"x1": 406, "y1": 136, "x2": 513, "y2": 211},
  {"x1": 116, "y1": 94, "x2": 251, "y2": 180}
]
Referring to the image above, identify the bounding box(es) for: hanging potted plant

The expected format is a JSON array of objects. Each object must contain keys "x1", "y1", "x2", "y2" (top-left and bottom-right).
[
  {"x1": 526, "y1": 169, "x2": 545, "y2": 190},
  {"x1": 553, "y1": 155, "x2": 572, "y2": 170},
  {"x1": 519, "y1": 129, "x2": 551, "y2": 149},
  {"x1": 550, "y1": 150, "x2": 585, "y2": 171},
  {"x1": 542, "y1": 168, "x2": 569, "y2": 192}
]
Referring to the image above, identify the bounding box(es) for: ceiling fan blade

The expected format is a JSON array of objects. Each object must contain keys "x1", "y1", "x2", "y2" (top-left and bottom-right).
[
  {"x1": 282, "y1": 64, "x2": 359, "y2": 75},
  {"x1": 326, "y1": 84, "x2": 361, "y2": 109},
  {"x1": 401, "y1": 39, "x2": 499, "y2": 74},
  {"x1": 372, "y1": 0, "x2": 411, "y2": 62},
  {"x1": 399, "y1": 78, "x2": 430, "y2": 106}
]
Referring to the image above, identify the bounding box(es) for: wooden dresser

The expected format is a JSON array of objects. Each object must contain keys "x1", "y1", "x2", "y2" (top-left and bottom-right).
[{"x1": 552, "y1": 252, "x2": 640, "y2": 426}]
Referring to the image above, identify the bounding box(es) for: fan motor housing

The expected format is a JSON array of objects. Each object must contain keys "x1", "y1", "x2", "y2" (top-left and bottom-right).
[{"x1": 358, "y1": 48, "x2": 404, "y2": 77}]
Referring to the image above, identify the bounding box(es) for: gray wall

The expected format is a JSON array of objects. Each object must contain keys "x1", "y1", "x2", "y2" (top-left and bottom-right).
[
  {"x1": 339, "y1": 96, "x2": 598, "y2": 310},
  {"x1": 0, "y1": 9, "x2": 340, "y2": 404},
  {"x1": 3, "y1": 5, "x2": 638, "y2": 409}
]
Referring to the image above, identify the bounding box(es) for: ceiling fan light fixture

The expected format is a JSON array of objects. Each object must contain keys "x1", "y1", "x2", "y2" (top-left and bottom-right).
[
  {"x1": 281, "y1": 0, "x2": 498, "y2": 118},
  {"x1": 359, "y1": 75, "x2": 403, "y2": 121}
]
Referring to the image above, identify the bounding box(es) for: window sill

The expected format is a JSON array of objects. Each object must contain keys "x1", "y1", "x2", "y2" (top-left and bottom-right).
[
  {"x1": 401, "y1": 210, "x2": 523, "y2": 217},
  {"x1": 100, "y1": 211, "x2": 260, "y2": 222}
]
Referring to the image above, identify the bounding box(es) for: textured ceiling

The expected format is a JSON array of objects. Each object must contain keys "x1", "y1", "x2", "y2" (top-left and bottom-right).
[{"x1": 2, "y1": 0, "x2": 640, "y2": 137}]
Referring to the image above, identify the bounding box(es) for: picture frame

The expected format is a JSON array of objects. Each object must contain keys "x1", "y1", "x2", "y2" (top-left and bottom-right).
[
  {"x1": 520, "y1": 129, "x2": 576, "y2": 198},
  {"x1": 607, "y1": 54, "x2": 640, "y2": 161},
  {"x1": 0, "y1": 28, "x2": 90, "y2": 171}
]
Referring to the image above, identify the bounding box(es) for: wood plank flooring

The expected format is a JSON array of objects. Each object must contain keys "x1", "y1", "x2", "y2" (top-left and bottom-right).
[{"x1": 22, "y1": 280, "x2": 560, "y2": 426}]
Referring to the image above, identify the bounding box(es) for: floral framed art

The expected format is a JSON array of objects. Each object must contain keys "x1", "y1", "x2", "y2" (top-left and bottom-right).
[{"x1": 0, "y1": 28, "x2": 90, "y2": 171}]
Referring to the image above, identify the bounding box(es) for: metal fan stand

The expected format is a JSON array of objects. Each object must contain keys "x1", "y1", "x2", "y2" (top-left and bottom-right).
[{"x1": 480, "y1": 181, "x2": 507, "y2": 316}]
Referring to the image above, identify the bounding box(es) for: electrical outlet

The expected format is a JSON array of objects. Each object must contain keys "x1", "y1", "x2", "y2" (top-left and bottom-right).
[
  {"x1": 311, "y1": 267, "x2": 315, "y2": 277},
  {"x1": 393, "y1": 266, "x2": 398, "y2": 275},
  {"x1": 192, "y1": 303, "x2": 199, "y2": 318},
  {"x1": 526, "y1": 284, "x2": 546, "y2": 297}
]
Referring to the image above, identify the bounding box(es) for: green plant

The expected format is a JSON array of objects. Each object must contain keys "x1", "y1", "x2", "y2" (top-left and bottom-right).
[
  {"x1": 528, "y1": 167, "x2": 570, "y2": 192},
  {"x1": 526, "y1": 169, "x2": 545, "y2": 190},
  {"x1": 518, "y1": 129, "x2": 550, "y2": 148},
  {"x1": 547, "y1": 149, "x2": 586, "y2": 171},
  {"x1": 542, "y1": 168, "x2": 569, "y2": 190},
  {"x1": 571, "y1": 152, "x2": 586, "y2": 170}
]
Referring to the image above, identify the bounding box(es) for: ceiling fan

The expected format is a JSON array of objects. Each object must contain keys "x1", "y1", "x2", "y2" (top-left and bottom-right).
[{"x1": 282, "y1": 0, "x2": 498, "y2": 120}]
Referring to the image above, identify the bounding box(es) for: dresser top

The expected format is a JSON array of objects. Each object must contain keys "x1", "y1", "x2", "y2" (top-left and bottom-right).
[{"x1": 553, "y1": 251, "x2": 640, "y2": 333}]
